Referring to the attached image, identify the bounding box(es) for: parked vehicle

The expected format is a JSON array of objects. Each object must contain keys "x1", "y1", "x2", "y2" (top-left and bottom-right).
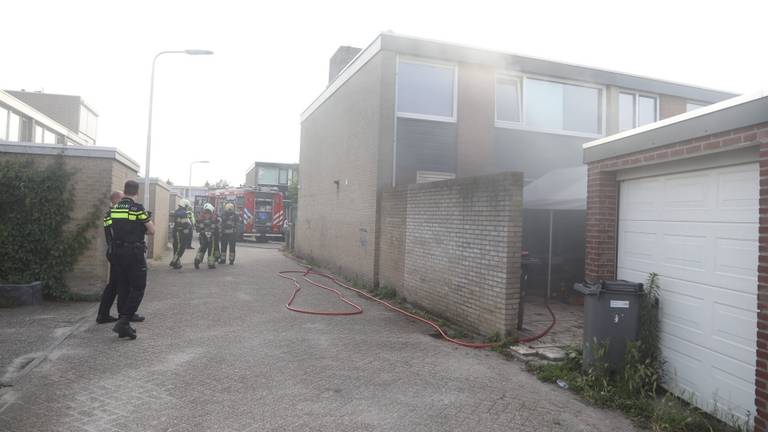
[{"x1": 208, "y1": 187, "x2": 286, "y2": 242}]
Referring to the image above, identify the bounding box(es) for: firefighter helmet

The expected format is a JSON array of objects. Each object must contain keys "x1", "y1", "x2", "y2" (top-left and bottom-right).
[
  {"x1": 179, "y1": 199, "x2": 190, "y2": 208},
  {"x1": 203, "y1": 203, "x2": 215, "y2": 213},
  {"x1": 224, "y1": 203, "x2": 235, "y2": 213}
]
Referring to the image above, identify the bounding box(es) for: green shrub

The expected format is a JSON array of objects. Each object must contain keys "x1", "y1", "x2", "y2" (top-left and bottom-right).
[{"x1": 0, "y1": 156, "x2": 100, "y2": 299}]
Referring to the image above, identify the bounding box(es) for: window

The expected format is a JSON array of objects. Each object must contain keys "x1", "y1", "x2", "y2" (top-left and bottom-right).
[
  {"x1": 258, "y1": 167, "x2": 279, "y2": 185},
  {"x1": 79, "y1": 105, "x2": 98, "y2": 139},
  {"x1": 8, "y1": 112, "x2": 20, "y2": 141},
  {"x1": 397, "y1": 59, "x2": 456, "y2": 121},
  {"x1": 619, "y1": 91, "x2": 658, "y2": 132},
  {"x1": 43, "y1": 129, "x2": 57, "y2": 144},
  {"x1": 0, "y1": 106, "x2": 7, "y2": 140},
  {"x1": 686, "y1": 102, "x2": 706, "y2": 112},
  {"x1": 495, "y1": 76, "x2": 521, "y2": 123},
  {"x1": 278, "y1": 169, "x2": 289, "y2": 185},
  {"x1": 525, "y1": 78, "x2": 601, "y2": 135},
  {"x1": 34, "y1": 125, "x2": 44, "y2": 143},
  {"x1": 638, "y1": 96, "x2": 657, "y2": 126},
  {"x1": 619, "y1": 93, "x2": 635, "y2": 132}
]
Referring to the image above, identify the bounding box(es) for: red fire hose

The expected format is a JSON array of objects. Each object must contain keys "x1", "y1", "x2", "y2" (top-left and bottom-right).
[{"x1": 278, "y1": 266, "x2": 556, "y2": 348}]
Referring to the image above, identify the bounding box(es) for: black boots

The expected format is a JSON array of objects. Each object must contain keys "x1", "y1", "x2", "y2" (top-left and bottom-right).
[
  {"x1": 96, "y1": 315, "x2": 118, "y2": 324},
  {"x1": 112, "y1": 317, "x2": 137, "y2": 340}
]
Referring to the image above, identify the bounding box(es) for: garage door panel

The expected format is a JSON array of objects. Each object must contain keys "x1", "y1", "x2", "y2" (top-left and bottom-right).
[
  {"x1": 717, "y1": 165, "x2": 760, "y2": 220},
  {"x1": 618, "y1": 163, "x2": 757, "y2": 426},
  {"x1": 712, "y1": 303, "x2": 757, "y2": 362},
  {"x1": 715, "y1": 236, "x2": 759, "y2": 282}
]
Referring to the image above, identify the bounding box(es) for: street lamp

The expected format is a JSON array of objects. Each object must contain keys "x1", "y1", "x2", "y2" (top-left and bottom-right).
[
  {"x1": 143, "y1": 49, "x2": 213, "y2": 207},
  {"x1": 187, "y1": 160, "x2": 210, "y2": 199}
]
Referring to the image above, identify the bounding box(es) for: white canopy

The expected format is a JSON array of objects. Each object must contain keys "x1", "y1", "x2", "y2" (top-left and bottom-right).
[{"x1": 523, "y1": 165, "x2": 587, "y2": 211}]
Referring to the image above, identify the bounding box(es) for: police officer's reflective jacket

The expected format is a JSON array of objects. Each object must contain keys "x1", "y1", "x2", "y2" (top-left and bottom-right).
[{"x1": 103, "y1": 197, "x2": 150, "y2": 246}]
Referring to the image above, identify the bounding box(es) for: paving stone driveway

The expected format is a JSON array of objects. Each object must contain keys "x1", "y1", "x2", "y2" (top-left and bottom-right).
[{"x1": 0, "y1": 244, "x2": 637, "y2": 432}]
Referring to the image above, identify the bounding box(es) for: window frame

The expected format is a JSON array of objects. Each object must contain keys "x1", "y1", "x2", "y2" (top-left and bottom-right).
[
  {"x1": 395, "y1": 56, "x2": 458, "y2": 123},
  {"x1": 0, "y1": 105, "x2": 8, "y2": 140},
  {"x1": 494, "y1": 72, "x2": 606, "y2": 138},
  {"x1": 618, "y1": 90, "x2": 659, "y2": 131},
  {"x1": 494, "y1": 73, "x2": 523, "y2": 126}
]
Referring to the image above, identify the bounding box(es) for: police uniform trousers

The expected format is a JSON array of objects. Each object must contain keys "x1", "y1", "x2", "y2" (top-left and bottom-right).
[
  {"x1": 111, "y1": 244, "x2": 147, "y2": 318},
  {"x1": 97, "y1": 263, "x2": 117, "y2": 318}
]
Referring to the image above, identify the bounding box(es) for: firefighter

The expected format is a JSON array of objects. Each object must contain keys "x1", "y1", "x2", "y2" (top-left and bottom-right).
[
  {"x1": 218, "y1": 202, "x2": 240, "y2": 265},
  {"x1": 169, "y1": 199, "x2": 193, "y2": 269},
  {"x1": 194, "y1": 203, "x2": 220, "y2": 269},
  {"x1": 104, "y1": 180, "x2": 155, "y2": 340}
]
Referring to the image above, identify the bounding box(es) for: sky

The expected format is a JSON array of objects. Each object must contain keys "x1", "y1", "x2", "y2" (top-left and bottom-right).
[{"x1": 3, "y1": 0, "x2": 766, "y2": 187}]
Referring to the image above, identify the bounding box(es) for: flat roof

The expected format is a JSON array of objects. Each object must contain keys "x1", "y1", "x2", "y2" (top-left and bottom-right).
[
  {"x1": 583, "y1": 90, "x2": 768, "y2": 163},
  {"x1": 301, "y1": 32, "x2": 737, "y2": 122},
  {"x1": 0, "y1": 141, "x2": 140, "y2": 171}
]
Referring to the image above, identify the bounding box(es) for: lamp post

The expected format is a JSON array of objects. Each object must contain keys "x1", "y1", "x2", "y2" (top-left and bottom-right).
[
  {"x1": 143, "y1": 49, "x2": 213, "y2": 207},
  {"x1": 187, "y1": 160, "x2": 210, "y2": 199}
]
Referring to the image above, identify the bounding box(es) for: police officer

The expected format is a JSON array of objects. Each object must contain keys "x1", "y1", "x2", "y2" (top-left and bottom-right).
[
  {"x1": 96, "y1": 190, "x2": 123, "y2": 323},
  {"x1": 104, "y1": 180, "x2": 155, "y2": 340},
  {"x1": 194, "y1": 203, "x2": 220, "y2": 269},
  {"x1": 169, "y1": 199, "x2": 193, "y2": 269},
  {"x1": 218, "y1": 202, "x2": 240, "y2": 265}
]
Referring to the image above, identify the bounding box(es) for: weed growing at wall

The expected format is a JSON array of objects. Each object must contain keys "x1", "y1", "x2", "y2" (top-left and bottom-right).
[
  {"x1": 0, "y1": 156, "x2": 100, "y2": 299},
  {"x1": 528, "y1": 273, "x2": 746, "y2": 431}
]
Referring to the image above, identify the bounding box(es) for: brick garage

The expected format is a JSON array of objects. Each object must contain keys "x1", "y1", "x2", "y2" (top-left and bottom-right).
[
  {"x1": 583, "y1": 93, "x2": 768, "y2": 429},
  {"x1": 378, "y1": 172, "x2": 523, "y2": 337},
  {"x1": 0, "y1": 143, "x2": 139, "y2": 297}
]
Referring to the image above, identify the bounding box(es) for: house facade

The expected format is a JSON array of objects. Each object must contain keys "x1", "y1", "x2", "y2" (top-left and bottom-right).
[
  {"x1": 1, "y1": 90, "x2": 97, "y2": 146},
  {"x1": 583, "y1": 92, "x2": 768, "y2": 428},
  {"x1": 296, "y1": 32, "x2": 735, "y2": 285}
]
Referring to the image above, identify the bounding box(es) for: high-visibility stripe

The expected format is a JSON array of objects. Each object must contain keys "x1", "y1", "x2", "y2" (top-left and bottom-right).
[
  {"x1": 103, "y1": 219, "x2": 112, "y2": 227},
  {"x1": 110, "y1": 213, "x2": 130, "y2": 219}
]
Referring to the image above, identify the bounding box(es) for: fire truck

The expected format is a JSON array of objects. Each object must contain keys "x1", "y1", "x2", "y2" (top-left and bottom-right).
[{"x1": 198, "y1": 187, "x2": 286, "y2": 242}]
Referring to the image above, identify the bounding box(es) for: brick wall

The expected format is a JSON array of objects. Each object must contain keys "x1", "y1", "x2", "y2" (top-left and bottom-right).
[
  {"x1": 378, "y1": 188, "x2": 408, "y2": 292},
  {"x1": 138, "y1": 179, "x2": 171, "y2": 259},
  {"x1": 584, "y1": 122, "x2": 768, "y2": 429},
  {"x1": 0, "y1": 144, "x2": 139, "y2": 296},
  {"x1": 296, "y1": 53, "x2": 385, "y2": 284},
  {"x1": 757, "y1": 138, "x2": 768, "y2": 431},
  {"x1": 379, "y1": 172, "x2": 523, "y2": 336}
]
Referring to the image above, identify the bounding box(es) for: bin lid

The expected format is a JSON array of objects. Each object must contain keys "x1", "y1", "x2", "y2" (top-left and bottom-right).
[
  {"x1": 573, "y1": 281, "x2": 601, "y2": 295},
  {"x1": 603, "y1": 280, "x2": 644, "y2": 294}
]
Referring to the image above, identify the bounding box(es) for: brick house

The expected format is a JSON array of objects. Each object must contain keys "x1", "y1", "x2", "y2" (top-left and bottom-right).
[
  {"x1": 582, "y1": 91, "x2": 768, "y2": 428},
  {"x1": 297, "y1": 31, "x2": 734, "y2": 288}
]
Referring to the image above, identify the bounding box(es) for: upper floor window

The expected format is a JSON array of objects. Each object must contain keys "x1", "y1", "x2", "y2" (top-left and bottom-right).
[
  {"x1": 0, "y1": 106, "x2": 7, "y2": 140},
  {"x1": 686, "y1": 101, "x2": 706, "y2": 112},
  {"x1": 495, "y1": 76, "x2": 521, "y2": 123},
  {"x1": 34, "y1": 125, "x2": 44, "y2": 143},
  {"x1": 397, "y1": 58, "x2": 456, "y2": 122},
  {"x1": 258, "y1": 166, "x2": 279, "y2": 185},
  {"x1": 496, "y1": 74, "x2": 604, "y2": 136},
  {"x1": 278, "y1": 168, "x2": 289, "y2": 185},
  {"x1": 8, "y1": 112, "x2": 20, "y2": 141},
  {"x1": 43, "y1": 129, "x2": 58, "y2": 144},
  {"x1": 619, "y1": 91, "x2": 658, "y2": 132}
]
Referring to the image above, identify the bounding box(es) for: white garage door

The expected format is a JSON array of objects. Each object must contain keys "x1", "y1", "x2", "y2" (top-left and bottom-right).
[{"x1": 617, "y1": 163, "x2": 758, "y2": 425}]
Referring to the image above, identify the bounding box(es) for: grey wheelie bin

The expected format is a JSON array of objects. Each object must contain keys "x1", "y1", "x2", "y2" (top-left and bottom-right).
[{"x1": 573, "y1": 280, "x2": 644, "y2": 370}]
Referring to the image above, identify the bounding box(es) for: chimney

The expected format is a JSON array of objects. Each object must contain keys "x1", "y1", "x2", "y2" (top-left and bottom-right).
[{"x1": 328, "y1": 46, "x2": 362, "y2": 84}]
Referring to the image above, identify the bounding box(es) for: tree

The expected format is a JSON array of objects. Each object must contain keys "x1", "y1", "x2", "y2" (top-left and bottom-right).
[
  {"x1": 212, "y1": 179, "x2": 230, "y2": 189},
  {"x1": 287, "y1": 178, "x2": 299, "y2": 203}
]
